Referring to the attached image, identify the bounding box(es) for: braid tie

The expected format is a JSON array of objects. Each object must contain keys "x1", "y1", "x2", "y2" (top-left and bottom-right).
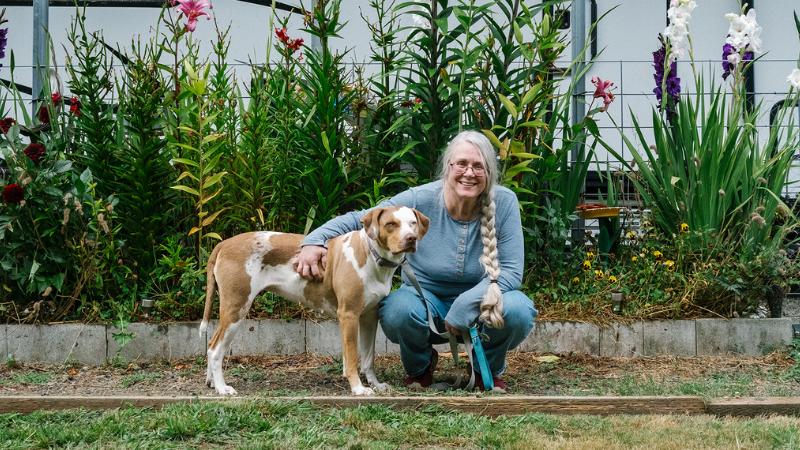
[{"x1": 479, "y1": 189, "x2": 504, "y2": 328}]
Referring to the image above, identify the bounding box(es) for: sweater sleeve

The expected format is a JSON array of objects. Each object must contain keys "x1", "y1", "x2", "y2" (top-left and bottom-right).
[
  {"x1": 443, "y1": 189, "x2": 523, "y2": 330},
  {"x1": 301, "y1": 188, "x2": 418, "y2": 247}
]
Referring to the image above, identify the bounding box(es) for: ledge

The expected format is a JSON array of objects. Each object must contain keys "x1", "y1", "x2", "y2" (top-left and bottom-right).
[
  {"x1": 2, "y1": 395, "x2": 799, "y2": 417},
  {"x1": 1, "y1": 318, "x2": 797, "y2": 365}
]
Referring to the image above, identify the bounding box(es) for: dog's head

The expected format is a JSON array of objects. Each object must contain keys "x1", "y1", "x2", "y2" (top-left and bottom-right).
[{"x1": 360, "y1": 206, "x2": 430, "y2": 254}]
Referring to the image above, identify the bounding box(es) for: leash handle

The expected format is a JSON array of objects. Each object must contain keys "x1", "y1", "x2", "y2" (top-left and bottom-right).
[{"x1": 469, "y1": 325, "x2": 494, "y2": 391}]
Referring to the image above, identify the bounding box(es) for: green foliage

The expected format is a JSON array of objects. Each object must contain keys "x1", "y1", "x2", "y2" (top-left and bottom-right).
[
  {"x1": 64, "y1": 8, "x2": 120, "y2": 198},
  {"x1": 115, "y1": 38, "x2": 175, "y2": 275}
]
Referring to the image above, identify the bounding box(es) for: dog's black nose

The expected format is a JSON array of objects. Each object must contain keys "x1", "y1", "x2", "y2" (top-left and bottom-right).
[{"x1": 405, "y1": 235, "x2": 417, "y2": 245}]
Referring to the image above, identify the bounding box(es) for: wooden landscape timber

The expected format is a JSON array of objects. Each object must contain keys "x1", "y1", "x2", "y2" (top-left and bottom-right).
[{"x1": 5, "y1": 395, "x2": 799, "y2": 417}]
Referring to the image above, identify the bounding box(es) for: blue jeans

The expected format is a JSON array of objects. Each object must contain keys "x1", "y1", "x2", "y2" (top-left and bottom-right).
[{"x1": 378, "y1": 284, "x2": 538, "y2": 377}]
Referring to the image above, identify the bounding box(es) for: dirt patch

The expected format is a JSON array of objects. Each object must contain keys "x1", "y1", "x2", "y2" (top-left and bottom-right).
[{"x1": 2, "y1": 351, "x2": 799, "y2": 399}]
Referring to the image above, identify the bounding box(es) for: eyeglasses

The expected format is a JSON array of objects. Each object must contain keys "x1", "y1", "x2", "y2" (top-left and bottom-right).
[{"x1": 449, "y1": 161, "x2": 486, "y2": 177}]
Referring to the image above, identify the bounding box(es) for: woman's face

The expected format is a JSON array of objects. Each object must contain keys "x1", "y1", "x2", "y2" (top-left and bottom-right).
[{"x1": 446, "y1": 141, "x2": 487, "y2": 201}]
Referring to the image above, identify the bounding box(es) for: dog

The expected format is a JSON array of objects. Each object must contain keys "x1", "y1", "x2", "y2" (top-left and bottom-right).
[{"x1": 200, "y1": 206, "x2": 430, "y2": 395}]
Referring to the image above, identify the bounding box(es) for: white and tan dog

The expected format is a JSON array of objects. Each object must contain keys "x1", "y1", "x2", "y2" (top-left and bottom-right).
[{"x1": 200, "y1": 206, "x2": 429, "y2": 396}]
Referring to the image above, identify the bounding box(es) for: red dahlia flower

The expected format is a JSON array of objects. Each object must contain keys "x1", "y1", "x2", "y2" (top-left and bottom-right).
[
  {"x1": 2, "y1": 184, "x2": 23, "y2": 204},
  {"x1": 0, "y1": 117, "x2": 15, "y2": 133},
  {"x1": 23, "y1": 143, "x2": 46, "y2": 163}
]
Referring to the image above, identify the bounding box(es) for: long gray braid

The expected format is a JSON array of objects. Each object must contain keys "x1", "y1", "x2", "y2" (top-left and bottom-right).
[{"x1": 479, "y1": 188, "x2": 503, "y2": 328}]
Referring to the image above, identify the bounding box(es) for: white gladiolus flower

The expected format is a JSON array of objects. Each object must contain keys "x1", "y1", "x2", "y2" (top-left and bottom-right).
[
  {"x1": 788, "y1": 69, "x2": 800, "y2": 89},
  {"x1": 726, "y1": 52, "x2": 741, "y2": 66},
  {"x1": 664, "y1": 0, "x2": 696, "y2": 63},
  {"x1": 726, "y1": 9, "x2": 762, "y2": 54}
]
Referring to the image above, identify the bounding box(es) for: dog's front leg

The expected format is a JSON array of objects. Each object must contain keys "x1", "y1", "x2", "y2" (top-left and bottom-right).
[
  {"x1": 340, "y1": 312, "x2": 374, "y2": 396},
  {"x1": 359, "y1": 308, "x2": 390, "y2": 392}
]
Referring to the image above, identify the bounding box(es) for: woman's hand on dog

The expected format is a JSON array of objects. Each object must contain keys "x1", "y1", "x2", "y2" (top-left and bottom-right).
[{"x1": 295, "y1": 245, "x2": 328, "y2": 281}]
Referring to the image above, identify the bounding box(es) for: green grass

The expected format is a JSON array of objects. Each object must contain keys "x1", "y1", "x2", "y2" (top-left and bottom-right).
[
  {"x1": 0, "y1": 399, "x2": 798, "y2": 449},
  {"x1": 118, "y1": 372, "x2": 164, "y2": 388}
]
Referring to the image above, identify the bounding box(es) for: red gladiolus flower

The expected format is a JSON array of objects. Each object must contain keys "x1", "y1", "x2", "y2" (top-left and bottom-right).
[
  {"x1": 23, "y1": 143, "x2": 46, "y2": 163},
  {"x1": 69, "y1": 97, "x2": 82, "y2": 116},
  {"x1": 37, "y1": 94, "x2": 63, "y2": 125},
  {"x1": 415, "y1": 98, "x2": 422, "y2": 104},
  {"x1": 591, "y1": 76, "x2": 615, "y2": 112},
  {"x1": 2, "y1": 184, "x2": 23, "y2": 204},
  {"x1": 52, "y1": 93, "x2": 63, "y2": 106},
  {"x1": 0, "y1": 117, "x2": 15, "y2": 133}
]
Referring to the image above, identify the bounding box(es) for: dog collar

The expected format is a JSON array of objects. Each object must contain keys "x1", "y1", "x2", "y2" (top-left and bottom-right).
[{"x1": 367, "y1": 238, "x2": 406, "y2": 268}]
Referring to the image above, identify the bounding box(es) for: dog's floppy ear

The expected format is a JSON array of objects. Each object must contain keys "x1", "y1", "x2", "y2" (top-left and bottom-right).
[
  {"x1": 413, "y1": 209, "x2": 430, "y2": 240},
  {"x1": 360, "y1": 208, "x2": 383, "y2": 240}
]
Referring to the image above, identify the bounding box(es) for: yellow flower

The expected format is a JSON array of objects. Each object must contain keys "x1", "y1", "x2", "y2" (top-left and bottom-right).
[
  {"x1": 608, "y1": 275, "x2": 617, "y2": 283},
  {"x1": 626, "y1": 231, "x2": 637, "y2": 240},
  {"x1": 632, "y1": 256, "x2": 638, "y2": 262},
  {"x1": 680, "y1": 223, "x2": 689, "y2": 234},
  {"x1": 642, "y1": 248, "x2": 649, "y2": 254},
  {"x1": 582, "y1": 260, "x2": 592, "y2": 271},
  {"x1": 665, "y1": 260, "x2": 675, "y2": 271},
  {"x1": 594, "y1": 270, "x2": 604, "y2": 281},
  {"x1": 572, "y1": 277, "x2": 580, "y2": 286},
  {"x1": 587, "y1": 251, "x2": 596, "y2": 261},
  {"x1": 653, "y1": 250, "x2": 663, "y2": 261}
]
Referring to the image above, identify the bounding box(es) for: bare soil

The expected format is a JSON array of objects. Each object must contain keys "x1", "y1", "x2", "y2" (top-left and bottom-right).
[{"x1": 2, "y1": 351, "x2": 799, "y2": 399}]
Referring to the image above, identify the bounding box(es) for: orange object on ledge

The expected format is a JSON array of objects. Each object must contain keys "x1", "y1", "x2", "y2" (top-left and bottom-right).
[{"x1": 576, "y1": 207, "x2": 622, "y2": 220}]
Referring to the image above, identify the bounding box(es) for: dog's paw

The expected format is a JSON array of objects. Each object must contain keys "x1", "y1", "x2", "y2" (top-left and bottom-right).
[
  {"x1": 371, "y1": 382, "x2": 391, "y2": 393},
  {"x1": 351, "y1": 385, "x2": 375, "y2": 396},
  {"x1": 206, "y1": 379, "x2": 213, "y2": 388},
  {"x1": 216, "y1": 385, "x2": 238, "y2": 396}
]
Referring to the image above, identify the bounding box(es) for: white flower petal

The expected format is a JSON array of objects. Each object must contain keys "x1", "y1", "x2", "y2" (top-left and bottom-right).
[{"x1": 788, "y1": 68, "x2": 800, "y2": 89}]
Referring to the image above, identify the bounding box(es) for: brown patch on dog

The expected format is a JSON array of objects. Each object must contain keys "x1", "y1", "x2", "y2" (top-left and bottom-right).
[
  {"x1": 349, "y1": 231, "x2": 369, "y2": 269},
  {"x1": 261, "y1": 233, "x2": 304, "y2": 270}
]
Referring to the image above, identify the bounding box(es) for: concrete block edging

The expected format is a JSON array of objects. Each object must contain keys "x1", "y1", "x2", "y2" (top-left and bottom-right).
[{"x1": 1, "y1": 318, "x2": 796, "y2": 365}]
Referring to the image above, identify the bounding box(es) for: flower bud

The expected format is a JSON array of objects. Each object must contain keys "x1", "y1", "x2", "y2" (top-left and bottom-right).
[{"x1": 719, "y1": 189, "x2": 725, "y2": 197}]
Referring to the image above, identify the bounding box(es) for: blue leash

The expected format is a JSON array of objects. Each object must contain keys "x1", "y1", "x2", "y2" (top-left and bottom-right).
[
  {"x1": 469, "y1": 326, "x2": 494, "y2": 391},
  {"x1": 401, "y1": 260, "x2": 494, "y2": 391}
]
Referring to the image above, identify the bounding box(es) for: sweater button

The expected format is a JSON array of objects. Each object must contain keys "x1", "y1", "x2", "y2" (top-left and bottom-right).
[{"x1": 456, "y1": 271, "x2": 461, "y2": 276}]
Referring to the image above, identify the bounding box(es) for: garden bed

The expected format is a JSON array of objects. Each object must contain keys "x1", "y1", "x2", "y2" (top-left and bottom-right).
[{"x1": 2, "y1": 352, "x2": 798, "y2": 401}]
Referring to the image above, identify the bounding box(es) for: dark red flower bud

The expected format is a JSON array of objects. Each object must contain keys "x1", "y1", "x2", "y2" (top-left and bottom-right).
[
  {"x1": 69, "y1": 97, "x2": 82, "y2": 116},
  {"x1": 0, "y1": 117, "x2": 15, "y2": 133},
  {"x1": 23, "y1": 143, "x2": 46, "y2": 163},
  {"x1": 2, "y1": 184, "x2": 24, "y2": 204}
]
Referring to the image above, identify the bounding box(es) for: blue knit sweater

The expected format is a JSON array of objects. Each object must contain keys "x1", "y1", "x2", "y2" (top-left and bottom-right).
[{"x1": 302, "y1": 180, "x2": 524, "y2": 330}]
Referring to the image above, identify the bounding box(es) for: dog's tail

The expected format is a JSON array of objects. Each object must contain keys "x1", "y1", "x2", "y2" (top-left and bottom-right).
[{"x1": 200, "y1": 242, "x2": 223, "y2": 338}]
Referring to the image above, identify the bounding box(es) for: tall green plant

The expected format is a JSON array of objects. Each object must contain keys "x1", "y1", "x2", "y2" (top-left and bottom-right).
[
  {"x1": 170, "y1": 62, "x2": 229, "y2": 265},
  {"x1": 297, "y1": 0, "x2": 363, "y2": 227},
  {"x1": 115, "y1": 38, "x2": 175, "y2": 273},
  {"x1": 64, "y1": 7, "x2": 120, "y2": 198}
]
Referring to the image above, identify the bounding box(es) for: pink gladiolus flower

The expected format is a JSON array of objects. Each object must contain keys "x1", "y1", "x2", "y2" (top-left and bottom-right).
[
  {"x1": 591, "y1": 76, "x2": 615, "y2": 112},
  {"x1": 175, "y1": 0, "x2": 212, "y2": 32}
]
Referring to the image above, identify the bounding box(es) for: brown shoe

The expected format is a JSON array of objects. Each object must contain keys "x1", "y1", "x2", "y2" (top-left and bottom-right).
[{"x1": 404, "y1": 349, "x2": 438, "y2": 390}]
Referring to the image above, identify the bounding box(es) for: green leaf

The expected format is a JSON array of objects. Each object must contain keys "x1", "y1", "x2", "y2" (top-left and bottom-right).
[
  {"x1": 170, "y1": 185, "x2": 200, "y2": 196},
  {"x1": 79, "y1": 168, "x2": 92, "y2": 184},
  {"x1": 203, "y1": 171, "x2": 228, "y2": 189},
  {"x1": 203, "y1": 232, "x2": 223, "y2": 241},
  {"x1": 53, "y1": 160, "x2": 72, "y2": 174},
  {"x1": 498, "y1": 94, "x2": 517, "y2": 117},
  {"x1": 28, "y1": 259, "x2": 40, "y2": 281},
  {"x1": 172, "y1": 158, "x2": 199, "y2": 167}
]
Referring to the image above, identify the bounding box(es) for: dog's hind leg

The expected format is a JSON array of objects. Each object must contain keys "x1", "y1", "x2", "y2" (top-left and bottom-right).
[
  {"x1": 207, "y1": 316, "x2": 242, "y2": 395},
  {"x1": 359, "y1": 307, "x2": 390, "y2": 392}
]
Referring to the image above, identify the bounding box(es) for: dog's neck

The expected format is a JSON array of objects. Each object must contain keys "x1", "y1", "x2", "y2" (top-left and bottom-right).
[{"x1": 364, "y1": 232, "x2": 406, "y2": 268}]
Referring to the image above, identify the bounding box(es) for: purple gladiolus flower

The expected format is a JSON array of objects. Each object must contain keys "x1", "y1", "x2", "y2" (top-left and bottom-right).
[
  {"x1": 653, "y1": 39, "x2": 681, "y2": 118},
  {"x1": 722, "y1": 41, "x2": 753, "y2": 81},
  {"x1": 0, "y1": 28, "x2": 8, "y2": 69}
]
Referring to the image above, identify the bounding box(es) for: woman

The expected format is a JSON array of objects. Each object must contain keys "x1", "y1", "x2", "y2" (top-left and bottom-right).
[{"x1": 295, "y1": 130, "x2": 537, "y2": 390}]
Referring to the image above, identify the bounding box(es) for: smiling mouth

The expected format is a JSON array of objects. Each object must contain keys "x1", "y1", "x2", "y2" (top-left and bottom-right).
[{"x1": 459, "y1": 181, "x2": 477, "y2": 187}]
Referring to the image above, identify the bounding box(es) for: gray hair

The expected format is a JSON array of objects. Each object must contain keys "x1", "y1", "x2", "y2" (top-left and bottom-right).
[{"x1": 437, "y1": 130, "x2": 498, "y2": 204}]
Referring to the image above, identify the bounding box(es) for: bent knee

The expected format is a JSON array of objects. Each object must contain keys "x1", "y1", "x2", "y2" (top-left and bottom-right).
[{"x1": 501, "y1": 290, "x2": 537, "y2": 330}]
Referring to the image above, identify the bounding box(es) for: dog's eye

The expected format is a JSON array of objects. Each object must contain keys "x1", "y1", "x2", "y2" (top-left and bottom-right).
[
  {"x1": 410, "y1": 221, "x2": 417, "y2": 227},
  {"x1": 386, "y1": 222, "x2": 397, "y2": 228}
]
